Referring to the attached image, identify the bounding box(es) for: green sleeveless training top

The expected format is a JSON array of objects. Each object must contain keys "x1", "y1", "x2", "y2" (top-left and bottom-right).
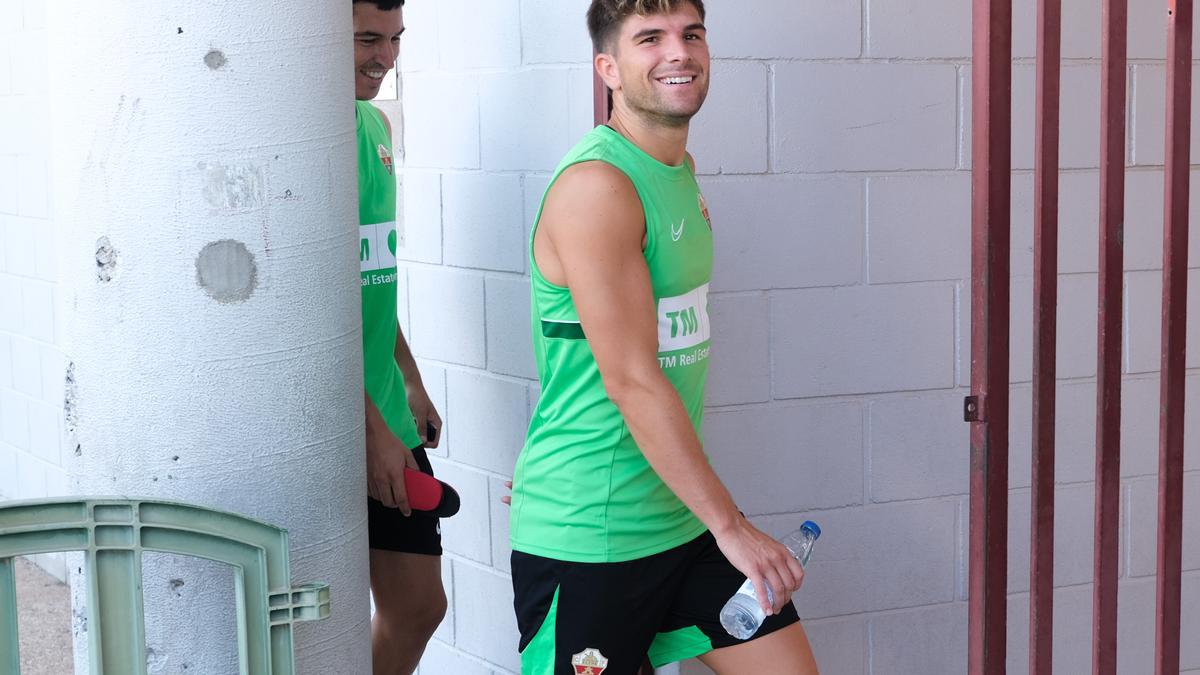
[
  {"x1": 510, "y1": 125, "x2": 714, "y2": 563},
  {"x1": 357, "y1": 100, "x2": 421, "y2": 450}
]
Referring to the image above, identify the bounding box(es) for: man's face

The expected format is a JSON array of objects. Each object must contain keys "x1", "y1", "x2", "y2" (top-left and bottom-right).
[
  {"x1": 353, "y1": 3, "x2": 404, "y2": 101},
  {"x1": 607, "y1": 4, "x2": 710, "y2": 127}
]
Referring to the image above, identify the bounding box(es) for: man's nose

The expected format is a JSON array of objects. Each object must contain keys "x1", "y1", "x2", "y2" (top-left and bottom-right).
[
  {"x1": 664, "y1": 35, "x2": 688, "y2": 62},
  {"x1": 378, "y1": 42, "x2": 398, "y2": 66}
]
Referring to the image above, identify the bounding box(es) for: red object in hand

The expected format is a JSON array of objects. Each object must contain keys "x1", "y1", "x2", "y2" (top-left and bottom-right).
[{"x1": 404, "y1": 467, "x2": 460, "y2": 518}]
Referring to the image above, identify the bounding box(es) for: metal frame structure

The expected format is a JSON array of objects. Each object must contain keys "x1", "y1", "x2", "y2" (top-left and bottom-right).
[
  {"x1": 1155, "y1": 2, "x2": 1193, "y2": 673},
  {"x1": 1030, "y1": 0, "x2": 1062, "y2": 670},
  {"x1": 969, "y1": 1, "x2": 1191, "y2": 673},
  {"x1": 968, "y1": 2, "x2": 1014, "y2": 672}
]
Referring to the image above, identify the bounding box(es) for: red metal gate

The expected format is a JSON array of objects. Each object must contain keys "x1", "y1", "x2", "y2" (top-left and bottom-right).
[{"x1": 969, "y1": 1, "x2": 1192, "y2": 673}]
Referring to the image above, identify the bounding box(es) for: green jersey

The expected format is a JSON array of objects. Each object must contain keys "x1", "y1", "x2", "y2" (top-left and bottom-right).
[
  {"x1": 357, "y1": 100, "x2": 421, "y2": 450},
  {"x1": 510, "y1": 125, "x2": 714, "y2": 563}
]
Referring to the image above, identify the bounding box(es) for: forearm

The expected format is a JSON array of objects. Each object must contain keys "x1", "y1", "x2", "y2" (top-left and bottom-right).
[
  {"x1": 609, "y1": 372, "x2": 742, "y2": 536},
  {"x1": 364, "y1": 391, "x2": 386, "y2": 437},
  {"x1": 393, "y1": 322, "x2": 423, "y2": 388}
]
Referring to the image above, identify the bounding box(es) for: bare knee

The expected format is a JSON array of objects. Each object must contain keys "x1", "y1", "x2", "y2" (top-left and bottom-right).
[
  {"x1": 371, "y1": 551, "x2": 447, "y2": 638},
  {"x1": 410, "y1": 587, "x2": 448, "y2": 636},
  {"x1": 375, "y1": 583, "x2": 447, "y2": 638}
]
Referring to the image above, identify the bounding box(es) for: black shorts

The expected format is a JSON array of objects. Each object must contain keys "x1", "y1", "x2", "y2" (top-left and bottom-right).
[
  {"x1": 366, "y1": 445, "x2": 442, "y2": 555},
  {"x1": 511, "y1": 531, "x2": 800, "y2": 673}
]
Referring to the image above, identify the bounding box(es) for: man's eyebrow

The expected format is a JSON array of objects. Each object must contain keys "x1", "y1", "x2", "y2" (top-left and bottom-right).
[
  {"x1": 355, "y1": 29, "x2": 405, "y2": 38},
  {"x1": 630, "y1": 23, "x2": 706, "y2": 41},
  {"x1": 631, "y1": 27, "x2": 665, "y2": 41}
]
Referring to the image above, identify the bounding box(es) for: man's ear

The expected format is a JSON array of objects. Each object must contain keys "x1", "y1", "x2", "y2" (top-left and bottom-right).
[{"x1": 595, "y1": 51, "x2": 621, "y2": 92}]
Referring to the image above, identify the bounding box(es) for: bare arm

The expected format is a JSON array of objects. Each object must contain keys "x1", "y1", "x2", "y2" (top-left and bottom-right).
[
  {"x1": 537, "y1": 162, "x2": 803, "y2": 613},
  {"x1": 394, "y1": 325, "x2": 441, "y2": 446},
  {"x1": 365, "y1": 392, "x2": 419, "y2": 515},
  {"x1": 378, "y1": 107, "x2": 441, "y2": 446}
]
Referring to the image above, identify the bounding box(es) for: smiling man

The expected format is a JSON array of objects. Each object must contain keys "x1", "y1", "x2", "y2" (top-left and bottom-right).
[
  {"x1": 352, "y1": 1, "x2": 446, "y2": 674},
  {"x1": 507, "y1": 1, "x2": 819, "y2": 673}
]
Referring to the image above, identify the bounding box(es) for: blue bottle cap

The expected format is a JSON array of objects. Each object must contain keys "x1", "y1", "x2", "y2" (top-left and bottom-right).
[{"x1": 800, "y1": 520, "x2": 821, "y2": 539}]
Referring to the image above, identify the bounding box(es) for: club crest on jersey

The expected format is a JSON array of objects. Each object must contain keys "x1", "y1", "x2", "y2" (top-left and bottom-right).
[
  {"x1": 697, "y1": 191, "x2": 712, "y2": 229},
  {"x1": 377, "y1": 143, "x2": 394, "y2": 175},
  {"x1": 571, "y1": 648, "x2": 609, "y2": 674}
]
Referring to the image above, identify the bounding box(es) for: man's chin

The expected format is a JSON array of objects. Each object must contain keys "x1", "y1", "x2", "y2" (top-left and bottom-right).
[
  {"x1": 356, "y1": 85, "x2": 383, "y2": 101},
  {"x1": 658, "y1": 103, "x2": 704, "y2": 126}
]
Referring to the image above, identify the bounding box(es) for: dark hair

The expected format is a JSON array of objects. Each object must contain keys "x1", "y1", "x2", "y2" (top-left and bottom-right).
[
  {"x1": 353, "y1": 0, "x2": 405, "y2": 9},
  {"x1": 587, "y1": 0, "x2": 705, "y2": 53}
]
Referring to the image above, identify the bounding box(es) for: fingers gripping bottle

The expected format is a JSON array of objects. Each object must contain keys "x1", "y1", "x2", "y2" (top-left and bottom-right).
[{"x1": 719, "y1": 520, "x2": 822, "y2": 640}]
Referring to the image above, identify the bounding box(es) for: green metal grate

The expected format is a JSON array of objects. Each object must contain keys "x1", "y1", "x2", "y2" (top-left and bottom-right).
[{"x1": 0, "y1": 498, "x2": 331, "y2": 675}]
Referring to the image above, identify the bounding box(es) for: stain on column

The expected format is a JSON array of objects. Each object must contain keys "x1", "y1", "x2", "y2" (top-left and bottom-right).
[
  {"x1": 196, "y1": 240, "x2": 257, "y2": 304},
  {"x1": 200, "y1": 162, "x2": 264, "y2": 211},
  {"x1": 95, "y1": 237, "x2": 118, "y2": 282},
  {"x1": 204, "y1": 49, "x2": 227, "y2": 70}
]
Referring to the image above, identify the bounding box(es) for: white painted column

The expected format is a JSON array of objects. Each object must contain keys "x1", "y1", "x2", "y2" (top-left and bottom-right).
[{"x1": 46, "y1": 2, "x2": 369, "y2": 673}]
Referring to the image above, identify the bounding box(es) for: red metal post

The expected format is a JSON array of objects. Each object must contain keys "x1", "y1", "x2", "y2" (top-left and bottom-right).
[
  {"x1": 1030, "y1": 0, "x2": 1062, "y2": 672},
  {"x1": 969, "y1": 0, "x2": 1012, "y2": 672},
  {"x1": 1155, "y1": 2, "x2": 1192, "y2": 673},
  {"x1": 1093, "y1": 1, "x2": 1128, "y2": 673}
]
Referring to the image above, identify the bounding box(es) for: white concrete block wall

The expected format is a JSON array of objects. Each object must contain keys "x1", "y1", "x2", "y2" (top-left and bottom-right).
[
  {"x1": 0, "y1": 0, "x2": 69, "y2": 581},
  {"x1": 395, "y1": 0, "x2": 1200, "y2": 672},
  {"x1": 0, "y1": 0, "x2": 1190, "y2": 670},
  {"x1": 396, "y1": 0, "x2": 1200, "y2": 671}
]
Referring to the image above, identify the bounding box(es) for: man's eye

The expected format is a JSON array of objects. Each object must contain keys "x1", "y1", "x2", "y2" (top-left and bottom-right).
[{"x1": 642, "y1": 36, "x2": 658, "y2": 44}]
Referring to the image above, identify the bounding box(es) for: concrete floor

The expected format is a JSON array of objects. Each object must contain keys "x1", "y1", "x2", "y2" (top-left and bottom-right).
[{"x1": 15, "y1": 557, "x2": 73, "y2": 675}]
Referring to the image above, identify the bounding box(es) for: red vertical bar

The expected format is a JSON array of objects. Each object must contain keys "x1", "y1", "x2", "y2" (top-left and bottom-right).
[
  {"x1": 1030, "y1": 0, "x2": 1062, "y2": 672},
  {"x1": 1156, "y1": 2, "x2": 1191, "y2": 673},
  {"x1": 1093, "y1": 1, "x2": 1128, "y2": 673},
  {"x1": 969, "y1": 0, "x2": 1012, "y2": 672},
  {"x1": 593, "y1": 65, "x2": 611, "y2": 126}
]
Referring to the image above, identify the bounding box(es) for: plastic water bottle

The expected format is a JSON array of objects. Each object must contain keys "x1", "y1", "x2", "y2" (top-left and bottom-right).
[{"x1": 719, "y1": 520, "x2": 821, "y2": 640}]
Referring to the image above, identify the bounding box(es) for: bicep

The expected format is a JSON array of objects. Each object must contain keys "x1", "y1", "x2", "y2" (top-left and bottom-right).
[
  {"x1": 565, "y1": 238, "x2": 659, "y2": 377},
  {"x1": 542, "y1": 166, "x2": 660, "y2": 380}
]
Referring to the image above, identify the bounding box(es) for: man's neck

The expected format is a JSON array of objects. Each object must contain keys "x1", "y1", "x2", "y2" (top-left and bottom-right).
[{"x1": 607, "y1": 108, "x2": 690, "y2": 167}]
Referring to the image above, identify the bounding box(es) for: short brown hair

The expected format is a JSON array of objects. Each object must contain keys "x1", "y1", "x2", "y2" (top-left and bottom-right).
[{"x1": 587, "y1": 0, "x2": 706, "y2": 53}]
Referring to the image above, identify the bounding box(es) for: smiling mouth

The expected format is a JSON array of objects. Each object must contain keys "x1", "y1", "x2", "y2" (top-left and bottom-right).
[
  {"x1": 657, "y1": 76, "x2": 695, "y2": 85},
  {"x1": 361, "y1": 68, "x2": 388, "y2": 81}
]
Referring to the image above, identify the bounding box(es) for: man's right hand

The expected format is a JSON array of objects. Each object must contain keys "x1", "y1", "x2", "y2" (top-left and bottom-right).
[
  {"x1": 365, "y1": 395, "x2": 420, "y2": 516},
  {"x1": 712, "y1": 517, "x2": 805, "y2": 616}
]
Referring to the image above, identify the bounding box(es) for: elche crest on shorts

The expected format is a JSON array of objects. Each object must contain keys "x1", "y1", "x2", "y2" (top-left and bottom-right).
[
  {"x1": 377, "y1": 143, "x2": 394, "y2": 175},
  {"x1": 571, "y1": 648, "x2": 609, "y2": 674}
]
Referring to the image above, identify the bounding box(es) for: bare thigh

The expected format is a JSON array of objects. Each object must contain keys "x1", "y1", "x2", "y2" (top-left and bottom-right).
[
  {"x1": 698, "y1": 622, "x2": 819, "y2": 675},
  {"x1": 370, "y1": 549, "x2": 445, "y2": 617}
]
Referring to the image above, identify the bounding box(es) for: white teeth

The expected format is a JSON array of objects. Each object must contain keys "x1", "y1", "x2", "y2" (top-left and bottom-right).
[
  {"x1": 659, "y1": 76, "x2": 694, "y2": 85},
  {"x1": 365, "y1": 70, "x2": 385, "y2": 80}
]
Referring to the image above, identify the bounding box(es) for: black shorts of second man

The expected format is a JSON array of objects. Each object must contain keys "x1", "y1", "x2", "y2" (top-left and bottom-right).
[
  {"x1": 366, "y1": 444, "x2": 442, "y2": 555},
  {"x1": 512, "y1": 530, "x2": 800, "y2": 674}
]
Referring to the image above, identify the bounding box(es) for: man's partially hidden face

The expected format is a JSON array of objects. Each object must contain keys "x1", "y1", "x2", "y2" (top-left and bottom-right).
[
  {"x1": 353, "y1": 3, "x2": 405, "y2": 101},
  {"x1": 607, "y1": 3, "x2": 711, "y2": 127}
]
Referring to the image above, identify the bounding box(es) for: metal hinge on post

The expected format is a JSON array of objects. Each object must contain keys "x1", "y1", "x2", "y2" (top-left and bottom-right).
[{"x1": 964, "y1": 395, "x2": 984, "y2": 422}]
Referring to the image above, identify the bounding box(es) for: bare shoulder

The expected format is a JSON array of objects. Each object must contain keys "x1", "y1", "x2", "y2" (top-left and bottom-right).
[
  {"x1": 377, "y1": 107, "x2": 392, "y2": 138},
  {"x1": 553, "y1": 160, "x2": 636, "y2": 199},
  {"x1": 541, "y1": 160, "x2": 642, "y2": 240}
]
